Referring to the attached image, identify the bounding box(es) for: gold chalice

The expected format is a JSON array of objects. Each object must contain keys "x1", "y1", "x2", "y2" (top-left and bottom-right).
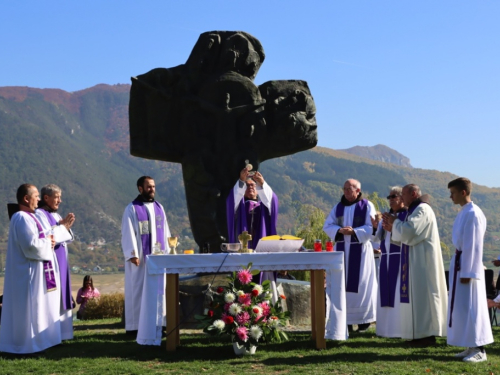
[{"x1": 167, "y1": 236, "x2": 179, "y2": 255}]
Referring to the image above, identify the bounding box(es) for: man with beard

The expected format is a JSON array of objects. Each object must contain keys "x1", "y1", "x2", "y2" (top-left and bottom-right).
[
  {"x1": 35, "y1": 184, "x2": 75, "y2": 340},
  {"x1": 121, "y1": 176, "x2": 171, "y2": 337},
  {"x1": 383, "y1": 184, "x2": 447, "y2": 346},
  {"x1": 374, "y1": 186, "x2": 406, "y2": 338},
  {"x1": 323, "y1": 179, "x2": 377, "y2": 333}
]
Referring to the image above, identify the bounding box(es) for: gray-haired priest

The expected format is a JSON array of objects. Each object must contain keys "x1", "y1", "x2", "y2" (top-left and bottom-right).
[
  {"x1": 383, "y1": 184, "x2": 447, "y2": 347},
  {"x1": 323, "y1": 179, "x2": 377, "y2": 333}
]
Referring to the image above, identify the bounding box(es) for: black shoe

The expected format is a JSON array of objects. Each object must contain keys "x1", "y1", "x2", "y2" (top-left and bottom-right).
[
  {"x1": 406, "y1": 336, "x2": 436, "y2": 347},
  {"x1": 348, "y1": 325, "x2": 354, "y2": 333},
  {"x1": 357, "y1": 323, "x2": 371, "y2": 332},
  {"x1": 126, "y1": 330, "x2": 138, "y2": 337}
]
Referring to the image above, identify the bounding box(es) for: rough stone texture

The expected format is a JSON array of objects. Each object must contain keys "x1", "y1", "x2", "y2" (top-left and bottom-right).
[
  {"x1": 129, "y1": 31, "x2": 318, "y2": 252},
  {"x1": 277, "y1": 279, "x2": 311, "y2": 326}
]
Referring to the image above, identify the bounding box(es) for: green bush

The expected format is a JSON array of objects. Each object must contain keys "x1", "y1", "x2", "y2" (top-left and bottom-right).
[{"x1": 83, "y1": 292, "x2": 124, "y2": 320}]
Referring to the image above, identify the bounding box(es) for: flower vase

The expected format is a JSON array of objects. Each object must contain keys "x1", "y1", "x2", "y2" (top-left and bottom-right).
[{"x1": 233, "y1": 341, "x2": 257, "y2": 356}]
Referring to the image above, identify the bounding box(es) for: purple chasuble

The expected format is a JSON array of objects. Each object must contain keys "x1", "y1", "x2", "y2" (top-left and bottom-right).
[
  {"x1": 226, "y1": 188, "x2": 278, "y2": 284},
  {"x1": 27, "y1": 212, "x2": 57, "y2": 292},
  {"x1": 335, "y1": 199, "x2": 368, "y2": 293},
  {"x1": 132, "y1": 200, "x2": 166, "y2": 257},
  {"x1": 448, "y1": 249, "x2": 462, "y2": 327},
  {"x1": 39, "y1": 209, "x2": 73, "y2": 310},
  {"x1": 399, "y1": 201, "x2": 426, "y2": 304},
  {"x1": 379, "y1": 209, "x2": 407, "y2": 307}
]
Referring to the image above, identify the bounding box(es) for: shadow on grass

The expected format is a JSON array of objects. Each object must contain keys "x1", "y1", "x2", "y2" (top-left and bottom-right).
[{"x1": 73, "y1": 322, "x2": 124, "y2": 331}]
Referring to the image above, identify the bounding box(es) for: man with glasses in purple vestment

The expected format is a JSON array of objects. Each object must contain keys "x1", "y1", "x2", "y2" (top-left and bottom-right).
[
  {"x1": 226, "y1": 167, "x2": 278, "y2": 284},
  {"x1": 121, "y1": 176, "x2": 171, "y2": 338},
  {"x1": 35, "y1": 184, "x2": 75, "y2": 341},
  {"x1": 0, "y1": 184, "x2": 61, "y2": 354},
  {"x1": 323, "y1": 179, "x2": 377, "y2": 333}
]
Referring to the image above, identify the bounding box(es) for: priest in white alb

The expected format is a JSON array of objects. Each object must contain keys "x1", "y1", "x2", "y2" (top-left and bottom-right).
[
  {"x1": 384, "y1": 184, "x2": 447, "y2": 346},
  {"x1": 323, "y1": 179, "x2": 377, "y2": 333},
  {"x1": 35, "y1": 184, "x2": 75, "y2": 341},
  {"x1": 373, "y1": 186, "x2": 406, "y2": 338},
  {"x1": 446, "y1": 177, "x2": 493, "y2": 362},
  {"x1": 0, "y1": 184, "x2": 61, "y2": 354},
  {"x1": 121, "y1": 176, "x2": 170, "y2": 342}
]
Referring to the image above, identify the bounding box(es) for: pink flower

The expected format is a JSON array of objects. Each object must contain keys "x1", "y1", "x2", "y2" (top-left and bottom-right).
[
  {"x1": 224, "y1": 303, "x2": 232, "y2": 311},
  {"x1": 235, "y1": 326, "x2": 248, "y2": 342},
  {"x1": 259, "y1": 302, "x2": 271, "y2": 317},
  {"x1": 237, "y1": 269, "x2": 253, "y2": 285},
  {"x1": 238, "y1": 293, "x2": 252, "y2": 306},
  {"x1": 236, "y1": 311, "x2": 250, "y2": 325}
]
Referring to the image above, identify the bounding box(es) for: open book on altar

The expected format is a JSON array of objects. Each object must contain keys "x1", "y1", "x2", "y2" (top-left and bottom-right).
[{"x1": 254, "y1": 235, "x2": 304, "y2": 253}]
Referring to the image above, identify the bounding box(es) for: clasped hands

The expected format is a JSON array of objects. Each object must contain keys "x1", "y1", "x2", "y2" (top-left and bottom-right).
[{"x1": 338, "y1": 226, "x2": 355, "y2": 236}]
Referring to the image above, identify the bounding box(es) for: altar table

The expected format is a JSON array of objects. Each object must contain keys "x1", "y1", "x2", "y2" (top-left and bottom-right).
[{"x1": 136, "y1": 252, "x2": 347, "y2": 350}]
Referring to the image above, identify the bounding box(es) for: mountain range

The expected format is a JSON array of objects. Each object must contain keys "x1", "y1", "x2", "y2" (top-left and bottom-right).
[{"x1": 1, "y1": 84, "x2": 500, "y2": 268}]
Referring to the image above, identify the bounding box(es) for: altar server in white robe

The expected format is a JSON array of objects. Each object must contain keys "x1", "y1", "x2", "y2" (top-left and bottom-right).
[
  {"x1": 446, "y1": 177, "x2": 493, "y2": 362},
  {"x1": 324, "y1": 179, "x2": 377, "y2": 332},
  {"x1": 384, "y1": 184, "x2": 447, "y2": 346},
  {"x1": 0, "y1": 184, "x2": 61, "y2": 354},
  {"x1": 121, "y1": 176, "x2": 170, "y2": 336},
  {"x1": 374, "y1": 186, "x2": 406, "y2": 338},
  {"x1": 36, "y1": 184, "x2": 75, "y2": 341}
]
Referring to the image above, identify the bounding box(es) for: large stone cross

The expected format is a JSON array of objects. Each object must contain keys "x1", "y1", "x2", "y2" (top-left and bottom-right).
[{"x1": 129, "y1": 31, "x2": 318, "y2": 252}]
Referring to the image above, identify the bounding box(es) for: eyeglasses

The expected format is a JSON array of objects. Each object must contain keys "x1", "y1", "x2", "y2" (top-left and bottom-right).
[{"x1": 387, "y1": 194, "x2": 399, "y2": 199}]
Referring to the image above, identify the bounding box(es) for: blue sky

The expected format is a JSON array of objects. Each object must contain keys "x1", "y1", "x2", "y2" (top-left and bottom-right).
[{"x1": 2, "y1": 1, "x2": 499, "y2": 187}]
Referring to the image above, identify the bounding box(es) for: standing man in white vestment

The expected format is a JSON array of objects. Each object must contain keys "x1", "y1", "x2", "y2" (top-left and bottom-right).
[
  {"x1": 383, "y1": 184, "x2": 447, "y2": 346},
  {"x1": 121, "y1": 176, "x2": 170, "y2": 337},
  {"x1": 323, "y1": 179, "x2": 377, "y2": 333},
  {"x1": 0, "y1": 184, "x2": 61, "y2": 354},
  {"x1": 36, "y1": 184, "x2": 75, "y2": 340},
  {"x1": 374, "y1": 186, "x2": 406, "y2": 338},
  {"x1": 446, "y1": 177, "x2": 493, "y2": 362}
]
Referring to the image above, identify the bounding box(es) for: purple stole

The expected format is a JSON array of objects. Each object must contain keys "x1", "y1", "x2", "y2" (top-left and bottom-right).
[
  {"x1": 226, "y1": 190, "x2": 279, "y2": 248},
  {"x1": 26, "y1": 212, "x2": 57, "y2": 292},
  {"x1": 448, "y1": 249, "x2": 462, "y2": 327},
  {"x1": 335, "y1": 199, "x2": 368, "y2": 293},
  {"x1": 39, "y1": 209, "x2": 73, "y2": 310},
  {"x1": 132, "y1": 200, "x2": 166, "y2": 257},
  {"x1": 399, "y1": 201, "x2": 425, "y2": 303},
  {"x1": 379, "y1": 209, "x2": 407, "y2": 307}
]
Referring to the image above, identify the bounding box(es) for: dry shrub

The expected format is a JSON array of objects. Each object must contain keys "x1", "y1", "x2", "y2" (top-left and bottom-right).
[{"x1": 83, "y1": 292, "x2": 124, "y2": 320}]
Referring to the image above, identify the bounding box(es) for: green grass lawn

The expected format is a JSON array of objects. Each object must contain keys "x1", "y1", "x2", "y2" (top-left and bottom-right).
[{"x1": 1, "y1": 319, "x2": 500, "y2": 374}]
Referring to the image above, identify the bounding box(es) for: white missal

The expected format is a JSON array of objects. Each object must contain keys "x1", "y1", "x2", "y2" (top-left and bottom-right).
[{"x1": 254, "y1": 239, "x2": 303, "y2": 253}]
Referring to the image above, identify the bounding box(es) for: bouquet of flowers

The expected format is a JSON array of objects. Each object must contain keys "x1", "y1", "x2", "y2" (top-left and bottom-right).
[{"x1": 195, "y1": 263, "x2": 290, "y2": 350}]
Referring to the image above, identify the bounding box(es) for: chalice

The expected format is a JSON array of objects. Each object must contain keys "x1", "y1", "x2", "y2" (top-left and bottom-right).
[{"x1": 167, "y1": 236, "x2": 179, "y2": 255}]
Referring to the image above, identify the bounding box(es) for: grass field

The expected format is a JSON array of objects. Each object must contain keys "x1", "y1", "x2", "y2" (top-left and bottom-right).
[{"x1": 0, "y1": 318, "x2": 500, "y2": 374}]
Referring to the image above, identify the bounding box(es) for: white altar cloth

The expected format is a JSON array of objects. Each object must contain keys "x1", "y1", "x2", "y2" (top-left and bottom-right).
[{"x1": 137, "y1": 252, "x2": 347, "y2": 346}]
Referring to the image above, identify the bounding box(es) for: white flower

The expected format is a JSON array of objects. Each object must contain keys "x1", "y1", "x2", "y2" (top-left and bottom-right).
[
  {"x1": 268, "y1": 318, "x2": 280, "y2": 328},
  {"x1": 224, "y1": 292, "x2": 236, "y2": 303},
  {"x1": 252, "y1": 305, "x2": 263, "y2": 316},
  {"x1": 237, "y1": 290, "x2": 245, "y2": 297},
  {"x1": 229, "y1": 303, "x2": 242, "y2": 316},
  {"x1": 213, "y1": 320, "x2": 225, "y2": 330},
  {"x1": 252, "y1": 285, "x2": 263, "y2": 294},
  {"x1": 249, "y1": 325, "x2": 263, "y2": 341}
]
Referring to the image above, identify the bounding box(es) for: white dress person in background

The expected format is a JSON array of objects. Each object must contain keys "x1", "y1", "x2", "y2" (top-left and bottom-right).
[
  {"x1": 324, "y1": 179, "x2": 377, "y2": 333},
  {"x1": 0, "y1": 184, "x2": 61, "y2": 354},
  {"x1": 447, "y1": 177, "x2": 493, "y2": 363},
  {"x1": 121, "y1": 176, "x2": 170, "y2": 337},
  {"x1": 374, "y1": 187, "x2": 406, "y2": 338},
  {"x1": 35, "y1": 184, "x2": 75, "y2": 341}
]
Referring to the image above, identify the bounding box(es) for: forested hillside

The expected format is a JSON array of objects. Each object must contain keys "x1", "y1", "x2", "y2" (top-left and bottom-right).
[{"x1": 1, "y1": 85, "x2": 499, "y2": 270}]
